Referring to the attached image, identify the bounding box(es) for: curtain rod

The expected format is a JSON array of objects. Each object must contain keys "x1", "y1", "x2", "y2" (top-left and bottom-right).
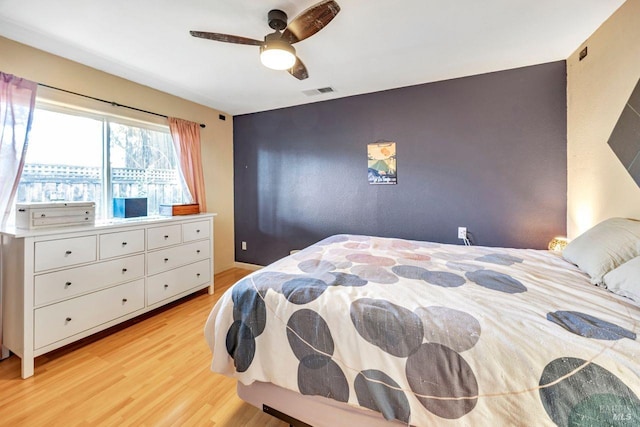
[{"x1": 37, "y1": 83, "x2": 206, "y2": 128}]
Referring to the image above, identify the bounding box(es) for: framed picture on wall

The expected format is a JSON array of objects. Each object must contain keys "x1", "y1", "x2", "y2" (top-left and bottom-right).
[{"x1": 368, "y1": 141, "x2": 397, "y2": 184}]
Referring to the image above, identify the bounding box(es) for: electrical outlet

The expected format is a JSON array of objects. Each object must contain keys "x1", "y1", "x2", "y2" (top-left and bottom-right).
[
  {"x1": 241, "y1": 241, "x2": 247, "y2": 250},
  {"x1": 458, "y1": 227, "x2": 467, "y2": 240}
]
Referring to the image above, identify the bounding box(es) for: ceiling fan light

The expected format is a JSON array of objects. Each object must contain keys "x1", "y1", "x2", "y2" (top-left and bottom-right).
[{"x1": 260, "y1": 41, "x2": 296, "y2": 70}]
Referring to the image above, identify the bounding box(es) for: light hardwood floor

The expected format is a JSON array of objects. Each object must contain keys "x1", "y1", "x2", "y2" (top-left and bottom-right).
[{"x1": 0, "y1": 268, "x2": 286, "y2": 427}]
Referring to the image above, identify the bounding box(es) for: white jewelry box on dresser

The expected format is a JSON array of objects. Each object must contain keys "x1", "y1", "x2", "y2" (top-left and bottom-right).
[
  {"x1": 16, "y1": 201, "x2": 96, "y2": 229},
  {"x1": 0, "y1": 213, "x2": 215, "y2": 378}
]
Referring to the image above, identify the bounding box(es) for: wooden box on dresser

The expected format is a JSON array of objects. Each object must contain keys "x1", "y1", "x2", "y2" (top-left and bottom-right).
[{"x1": 0, "y1": 213, "x2": 215, "y2": 378}]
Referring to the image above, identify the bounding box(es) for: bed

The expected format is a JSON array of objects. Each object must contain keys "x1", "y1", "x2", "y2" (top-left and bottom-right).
[{"x1": 205, "y1": 220, "x2": 640, "y2": 426}]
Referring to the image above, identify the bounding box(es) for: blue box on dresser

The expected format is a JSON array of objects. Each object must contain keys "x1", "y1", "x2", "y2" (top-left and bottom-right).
[{"x1": 113, "y1": 197, "x2": 147, "y2": 218}]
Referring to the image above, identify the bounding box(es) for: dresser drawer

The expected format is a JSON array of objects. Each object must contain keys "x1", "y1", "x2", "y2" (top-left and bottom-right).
[
  {"x1": 34, "y1": 235, "x2": 97, "y2": 272},
  {"x1": 34, "y1": 254, "x2": 145, "y2": 306},
  {"x1": 34, "y1": 279, "x2": 145, "y2": 349},
  {"x1": 183, "y1": 220, "x2": 210, "y2": 242},
  {"x1": 147, "y1": 240, "x2": 210, "y2": 275},
  {"x1": 147, "y1": 259, "x2": 211, "y2": 306},
  {"x1": 147, "y1": 224, "x2": 182, "y2": 250},
  {"x1": 100, "y1": 229, "x2": 145, "y2": 259}
]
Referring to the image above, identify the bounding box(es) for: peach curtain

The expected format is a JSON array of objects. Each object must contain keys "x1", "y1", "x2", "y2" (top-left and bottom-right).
[
  {"x1": 168, "y1": 117, "x2": 207, "y2": 212},
  {"x1": 1, "y1": 72, "x2": 36, "y2": 357},
  {"x1": 0, "y1": 72, "x2": 38, "y2": 227}
]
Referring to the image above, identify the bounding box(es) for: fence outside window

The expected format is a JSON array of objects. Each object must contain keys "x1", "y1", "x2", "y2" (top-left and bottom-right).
[{"x1": 17, "y1": 164, "x2": 185, "y2": 217}]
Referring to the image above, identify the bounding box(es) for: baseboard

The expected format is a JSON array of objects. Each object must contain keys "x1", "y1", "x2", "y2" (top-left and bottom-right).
[{"x1": 234, "y1": 262, "x2": 264, "y2": 271}]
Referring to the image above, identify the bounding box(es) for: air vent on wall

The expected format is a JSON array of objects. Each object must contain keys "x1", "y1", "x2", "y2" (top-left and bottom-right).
[{"x1": 302, "y1": 87, "x2": 335, "y2": 96}]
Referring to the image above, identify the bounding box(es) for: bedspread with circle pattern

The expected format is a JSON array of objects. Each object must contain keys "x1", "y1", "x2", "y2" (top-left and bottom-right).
[{"x1": 205, "y1": 235, "x2": 640, "y2": 426}]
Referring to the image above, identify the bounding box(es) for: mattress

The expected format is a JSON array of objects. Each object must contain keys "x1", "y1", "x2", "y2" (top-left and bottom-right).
[{"x1": 205, "y1": 234, "x2": 640, "y2": 426}]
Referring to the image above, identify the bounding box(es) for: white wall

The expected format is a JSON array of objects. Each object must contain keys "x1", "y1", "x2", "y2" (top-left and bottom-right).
[{"x1": 567, "y1": 0, "x2": 640, "y2": 237}]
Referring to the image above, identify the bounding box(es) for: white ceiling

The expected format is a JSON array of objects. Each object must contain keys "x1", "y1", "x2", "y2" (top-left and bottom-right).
[{"x1": 0, "y1": 0, "x2": 626, "y2": 116}]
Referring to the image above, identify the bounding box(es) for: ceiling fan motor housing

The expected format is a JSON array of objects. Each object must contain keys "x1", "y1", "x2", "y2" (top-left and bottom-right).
[{"x1": 268, "y1": 9, "x2": 288, "y2": 31}]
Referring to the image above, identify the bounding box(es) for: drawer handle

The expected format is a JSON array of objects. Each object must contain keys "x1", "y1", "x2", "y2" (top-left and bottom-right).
[
  {"x1": 197, "y1": 273, "x2": 201, "y2": 277},
  {"x1": 164, "y1": 284, "x2": 169, "y2": 289},
  {"x1": 65, "y1": 250, "x2": 72, "y2": 255},
  {"x1": 196, "y1": 250, "x2": 201, "y2": 254},
  {"x1": 122, "y1": 268, "x2": 128, "y2": 273},
  {"x1": 65, "y1": 281, "x2": 72, "y2": 288},
  {"x1": 65, "y1": 317, "x2": 72, "y2": 323},
  {"x1": 164, "y1": 235, "x2": 169, "y2": 239},
  {"x1": 164, "y1": 258, "x2": 169, "y2": 262},
  {"x1": 196, "y1": 229, "x2": 200, "y2": 233},
  {"x1": 41, "y1": 213, "x2": 46, "y2": 217},
  {"x1": 122, "y1": 298, "x2": 128, "y2": 303},
  {"x1": 122, "y1": 242, "x2": 128, "y2": 246}
]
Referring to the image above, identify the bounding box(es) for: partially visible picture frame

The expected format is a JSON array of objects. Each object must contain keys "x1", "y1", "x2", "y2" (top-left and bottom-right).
[{"x1": 368, "y1": 141, "x2": 397, "y2": 184}]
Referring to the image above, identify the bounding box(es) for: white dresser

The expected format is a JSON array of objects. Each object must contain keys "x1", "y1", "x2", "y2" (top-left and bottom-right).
[{"x1": 0, "y1": 214, "x2": 215, "y2": 378}]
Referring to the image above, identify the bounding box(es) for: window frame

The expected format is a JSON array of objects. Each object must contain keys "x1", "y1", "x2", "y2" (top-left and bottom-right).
[{"x1": 18, "y1": 96, "x2": 189, "y2": 219}]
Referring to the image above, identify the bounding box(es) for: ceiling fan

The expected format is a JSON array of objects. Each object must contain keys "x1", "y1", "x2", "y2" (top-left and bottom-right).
[{"x1": 190, "y1": 0, "x2": 340, "y2": 80}]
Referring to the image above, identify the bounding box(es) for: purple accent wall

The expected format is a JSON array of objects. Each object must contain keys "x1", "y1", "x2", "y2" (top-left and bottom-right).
[{"x1": 234, "y1": 61, "x2": 567, "y2": 266}]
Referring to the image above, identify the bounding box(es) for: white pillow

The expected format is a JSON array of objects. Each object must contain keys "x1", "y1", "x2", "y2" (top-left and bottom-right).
[
  {"x1": 604, "y1": 256, "x2": 640, "y2": 302},
  {"x1": 562, "y1": 217, "x2": 640, "y2": 285}
]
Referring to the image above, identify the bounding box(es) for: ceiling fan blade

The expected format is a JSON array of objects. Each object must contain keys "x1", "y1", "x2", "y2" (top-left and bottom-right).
[
  {"x1": 190, "y1": 31, "x2": 263, "y2": 46},
  {"x1": 288, "y1": 57, "x2": 309, "y2": 80},
  {"x1": 282, "y1": 0, "x2": 340, "y2": 44}
]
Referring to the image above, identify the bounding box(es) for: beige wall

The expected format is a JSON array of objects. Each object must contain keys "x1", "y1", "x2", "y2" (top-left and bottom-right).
[
  {"x1": 567, "y1": 0, "x2": 640, "y2": 238},
  {"x1": 0, "y1": 36, "x2": 235, "y2": 273}
]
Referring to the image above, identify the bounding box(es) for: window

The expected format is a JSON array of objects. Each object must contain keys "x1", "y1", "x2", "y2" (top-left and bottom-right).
[{"x1": 17, "y1": 103, "x2": 190, "y2": 219}]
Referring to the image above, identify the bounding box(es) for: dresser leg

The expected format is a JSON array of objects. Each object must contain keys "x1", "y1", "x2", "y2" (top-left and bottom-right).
[
  {"x1": 21, "y1": 357, "x2": 34, "y2": 379},
  {"x1": 208, "y1": 284, "x2": 214, "y2": 295},
  {"x1": 1, "y1": 345, "x2": 10, "y2": 359}
]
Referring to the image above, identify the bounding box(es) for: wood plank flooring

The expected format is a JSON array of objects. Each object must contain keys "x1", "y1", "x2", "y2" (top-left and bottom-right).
[{"x1": 0, "y1": 268, "x2": 286, "y2": 427}]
